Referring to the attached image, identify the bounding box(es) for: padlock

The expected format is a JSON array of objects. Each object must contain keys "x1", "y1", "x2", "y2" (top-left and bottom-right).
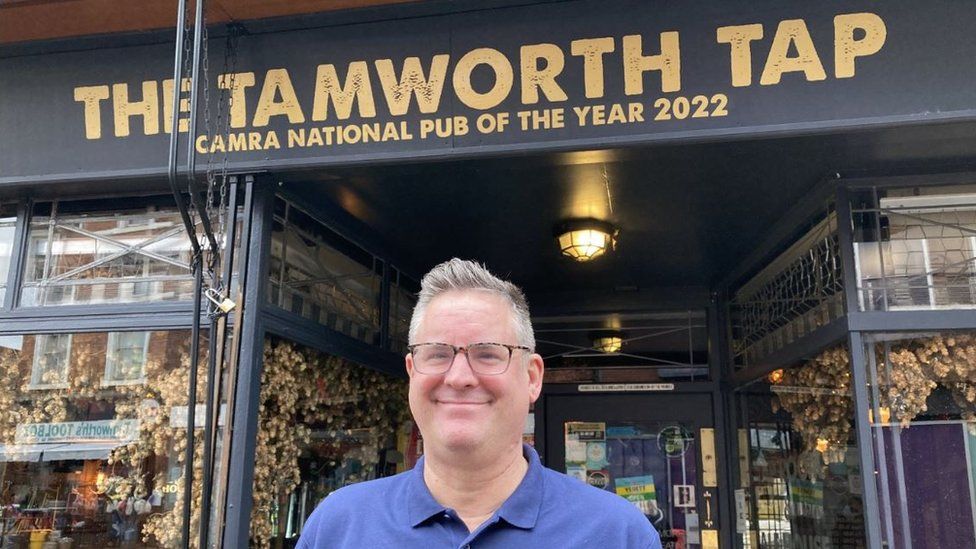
[{"x1": 204, "y1": 287, "x2": 236, "y2": 314}]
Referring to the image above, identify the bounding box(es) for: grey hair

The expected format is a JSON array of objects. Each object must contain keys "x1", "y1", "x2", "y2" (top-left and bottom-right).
[{"x1": 408, "y1": 258, "x2": 535, "y2": 350}]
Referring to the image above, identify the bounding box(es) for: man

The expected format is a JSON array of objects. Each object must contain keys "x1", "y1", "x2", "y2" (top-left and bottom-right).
[{"x1": 298, "y1": 258, "x2": 662, "y2": 548}]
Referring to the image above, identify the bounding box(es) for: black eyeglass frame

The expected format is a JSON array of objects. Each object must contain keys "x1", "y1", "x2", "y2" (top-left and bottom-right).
[{"x1": 407, "y1": 342, "x2": 533, "y2": 375}]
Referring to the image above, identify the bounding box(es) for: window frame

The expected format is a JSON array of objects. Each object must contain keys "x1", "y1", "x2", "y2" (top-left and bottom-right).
[
  {"x1": 102, "y1": 330, "x2": 150, "y2": 387},
  {"x1": 28, "y1": 332, "x2": 72, "y2": 390}
]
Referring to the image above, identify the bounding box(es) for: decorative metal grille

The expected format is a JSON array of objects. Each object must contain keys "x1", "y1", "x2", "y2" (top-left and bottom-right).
[
  {"x1": 853, "y1": 190, "x2": 976, "y2": 311},
  {"x1": 732, "y1": 215, "x2": 844, "y2": 367}
]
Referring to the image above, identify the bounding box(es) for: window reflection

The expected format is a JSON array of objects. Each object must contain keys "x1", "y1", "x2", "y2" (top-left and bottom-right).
[
  {"x1": 737, "y1": 346, "x2": 866, "y2": 548},
  {"x1": 865, "y1": 331, "x2": 976, "y2": 549},
  {"x1": 0, "y1": 331, "x2": 208, "y2": 548}
]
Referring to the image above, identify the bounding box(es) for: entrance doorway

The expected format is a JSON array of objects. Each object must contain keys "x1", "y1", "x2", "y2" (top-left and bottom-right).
[{"x1": 539, "y1": 392, "x2": 718, "y2": 549}]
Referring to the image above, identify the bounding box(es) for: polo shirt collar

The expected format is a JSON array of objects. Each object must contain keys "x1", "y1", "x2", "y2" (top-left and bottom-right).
[
  {"x1": 406, "y1": 444, "x2": 544, "y2": 530},
  {"x1": 407, "y1": 455, "x2": 447, "y2": 527},
  {"x1": 495, "y1": 444, "x2": 543, "y2": 529}
]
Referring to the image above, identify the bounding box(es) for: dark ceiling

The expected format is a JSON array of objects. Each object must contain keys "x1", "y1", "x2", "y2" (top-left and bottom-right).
[{"x1": 282, "y1": 120, "x2": 976, "y2": 315}]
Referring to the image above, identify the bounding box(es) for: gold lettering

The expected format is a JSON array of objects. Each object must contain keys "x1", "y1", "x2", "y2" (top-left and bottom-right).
[
  {"x1": 195, "y1": 135, "x2": 208, "y2": 154},
  {"x1": 162, "y1": 78, "x2": 192, "y2": 134},
  {"x1": 228, "y1": 133, "x2": 248, "y2": 151},
  {"x1": 834, "y1": 13, "x2": 886, "y2": 78},
  {"x1": 570, "y1": 37, "x2": 615, "y2": 99},
  {"x1": 375, "y1": 55, "x2": 450, "y2": 115},
  {"x1": 312, "y1": 62, "x2": 377, "y2": 121},
  {"x1": 308, "y1": 128, "x2": 324, "y2": 146},
  {"x1": 452, "y1": 48, "x2": 514, "y2": 110},
  {"x1": 623, "y1": 32, "x2": 681, "y2": 94},
  {"x1": 253, "y1": 69, "x2": 305, "y2": 127},
  {"x1": 761, "y1": 20, "x2": 826, "y2": 85},
  {"x1": 210, "y1": 134, "x2": 226, "y2": 153},
  {"x1": 288, "y1": 128, "x2": 306, "y2": 147},
  {"x1": 520, "y1": 43, "x2": 568, "y2": 104},
  {"x1": 264, "y1": 131, "x2": 281, "y2": 149},
  {"x1": 112, "y1": 81, "x2": 160, "y2": 137},
  {"x1": 248, "y1": 132, "x2": 262, "y2": 149},
  {"x1": 218, "y1": 72, "x2": 256, "y2": 129},
  {"x1": 716, "y1": 24, "x2": 764, "y2": 87},
  {"x1": 73, "y1": 85, "x2": 110, "y2": 139}
]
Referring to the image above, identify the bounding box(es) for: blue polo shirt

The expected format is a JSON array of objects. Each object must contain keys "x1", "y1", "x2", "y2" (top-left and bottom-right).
[{"x1": 297, "y1": 444, "x2": 662, "y2": 548}]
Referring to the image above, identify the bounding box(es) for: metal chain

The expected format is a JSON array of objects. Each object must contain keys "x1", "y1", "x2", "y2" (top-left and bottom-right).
[{"x1": 201, "y1": 24, "x2": 240, "y2": 292}]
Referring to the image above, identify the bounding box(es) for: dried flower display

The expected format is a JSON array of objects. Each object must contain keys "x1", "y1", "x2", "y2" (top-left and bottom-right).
[
  {"x1": 248, "y1": 339, "x2": 408, "y2": 548},
  {"x1": 878, "y1": 333, "x2": 976, "y2": 427},
  {"x1": 0, "y1": 333, "x2": 206, "y2": 548},
  {"x1": 771, "y1": 346, "x2": 852, "y2": 465}
]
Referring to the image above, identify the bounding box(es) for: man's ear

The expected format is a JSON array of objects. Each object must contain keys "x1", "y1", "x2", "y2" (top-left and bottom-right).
[
  {"x1": 405, "y1": 352, "x2": 415, "y2": 378},
  {"x1": 527, "y1": 353, "x2": 544, "y2": 403}
]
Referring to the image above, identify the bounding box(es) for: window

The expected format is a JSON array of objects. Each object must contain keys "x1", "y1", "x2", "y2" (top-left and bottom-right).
[
  {"x1": 29, "y1": 333, "x2": 71, "y2": 389},
  {"x1": 269, "y1": 197, "x2": 383, "y2": 344},
  {"x1": 0, "y1": 330, "x2": 214, "y2": 547},
  {"x1": 852, "y1": 185, "x2": 976, "y2": 311},
  {"x1": 19, "y1": 197, "x2": 240, "y2": 307},
  {"x1": 103, "y1": 331, "x2": 149, "y2": 386},
  {"x1": 0, "y1": 202, "x2": 16, "y2": 307}
]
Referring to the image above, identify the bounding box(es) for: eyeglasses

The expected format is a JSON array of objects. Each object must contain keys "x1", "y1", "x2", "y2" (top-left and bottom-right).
[{"x1": 407, "y1": 342, "x2": 532, "y2": 375}]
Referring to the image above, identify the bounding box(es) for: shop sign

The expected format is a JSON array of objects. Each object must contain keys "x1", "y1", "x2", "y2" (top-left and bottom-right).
[
  {"x1": 15, "y1": 419, "x2": 139, "y2": 444},
  {"x1": 3, "y1": 0, "x2": 976, "y2": 181},
  {"x1": 578, "y1": 383, "x2": 674, "y2": 392}
]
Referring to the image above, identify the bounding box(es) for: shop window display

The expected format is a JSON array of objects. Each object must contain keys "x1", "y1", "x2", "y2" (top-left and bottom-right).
[
  {"x1": 0, "y1": 331, "x2": 209, "y2": 548},
  {"x1": 251, "y1": 339, "x2": 410, "y2": 548},
  {"x1": 863, "y1": 331, "x2": 976, "y2": 549},
  {"x1": 736, "y1": 346, "x2": 866, "y2": 548}
]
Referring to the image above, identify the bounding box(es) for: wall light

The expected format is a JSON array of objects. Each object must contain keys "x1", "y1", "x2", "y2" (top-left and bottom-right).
[{"x1": 554, "y1": 219, "x2": 619, "y2": 262}]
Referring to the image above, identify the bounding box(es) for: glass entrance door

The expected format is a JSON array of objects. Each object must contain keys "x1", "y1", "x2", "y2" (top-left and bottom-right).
[{"x1": 542, "y1": 393, "x2": 718, "y2": 549}]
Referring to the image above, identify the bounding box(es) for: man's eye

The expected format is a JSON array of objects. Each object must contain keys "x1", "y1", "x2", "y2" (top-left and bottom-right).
[
  {"x1": 471, "y1": 348, "x2": 505, "y2": 362},
  {"x1": 422, "y1": 348, "x2": 452, "y2": 361}
]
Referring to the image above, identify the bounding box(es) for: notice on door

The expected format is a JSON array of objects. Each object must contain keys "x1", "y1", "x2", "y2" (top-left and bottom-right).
[{"x1": 565, "y1": 421, "x2": 608, "y2": 489}]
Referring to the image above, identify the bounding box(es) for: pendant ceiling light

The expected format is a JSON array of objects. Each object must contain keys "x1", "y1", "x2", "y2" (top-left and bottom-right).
[{"x1": 554, "y1": 219, "x2": 619, "y2": 262}]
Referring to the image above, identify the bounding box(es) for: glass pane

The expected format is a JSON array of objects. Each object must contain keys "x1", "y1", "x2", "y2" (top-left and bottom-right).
[
  {"x1": 269, "y1": 197, "x2": 382, "y2": 345},
  {"x1": 104, "y1": 332, "x2": 149, "y2": 385},
  {"x1": 20, "y1": 198, "x2": 242, "y2": 307},
  {"x1": 864, "y1": 331, "x2": 976, "y2": 548},
  {"x1": 736, "y1": 347, "x2": 866, "y2": 548},
  {"x1": 252, "y1": 339, "x2": 409, "y2": 546},
  {"x1": 0, "y1": 330, "x2": 211, "y2": 548},
  {"x1": 563, "y1": 420, "x2": 700, "y2": 546},
  {"x1": 388, "y1": 268, "x2": 417, "y2": 353},
  {"x1": 0, "y1": 203, "x2": 16, "y2": 306},
  {"x1": 853, "y1": 185, "x2": 976, "y2": 311}
]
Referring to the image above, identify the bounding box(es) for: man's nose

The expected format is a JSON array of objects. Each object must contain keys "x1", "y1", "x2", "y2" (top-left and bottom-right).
[{"x1": 443, "y1": 350, "x2": 478, "y2": 387}]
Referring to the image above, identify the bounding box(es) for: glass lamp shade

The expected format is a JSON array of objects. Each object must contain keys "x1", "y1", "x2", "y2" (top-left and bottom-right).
[
  {"x1": 592, "y1": 335, "x2": 623, "y2": 353},
  {"x1": 555, "y1": 220, "x2": 618, "y2": 262}
]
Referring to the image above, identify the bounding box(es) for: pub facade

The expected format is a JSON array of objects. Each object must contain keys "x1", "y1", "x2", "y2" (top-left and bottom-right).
[{"x1": 2, "y1": 1, "x2": 975, "y2": 547}]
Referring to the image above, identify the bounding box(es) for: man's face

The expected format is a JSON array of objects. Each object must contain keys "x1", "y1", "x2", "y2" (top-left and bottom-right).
[{"x1": 406, "y1": 289, "x2": 544, "y2": 454}]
